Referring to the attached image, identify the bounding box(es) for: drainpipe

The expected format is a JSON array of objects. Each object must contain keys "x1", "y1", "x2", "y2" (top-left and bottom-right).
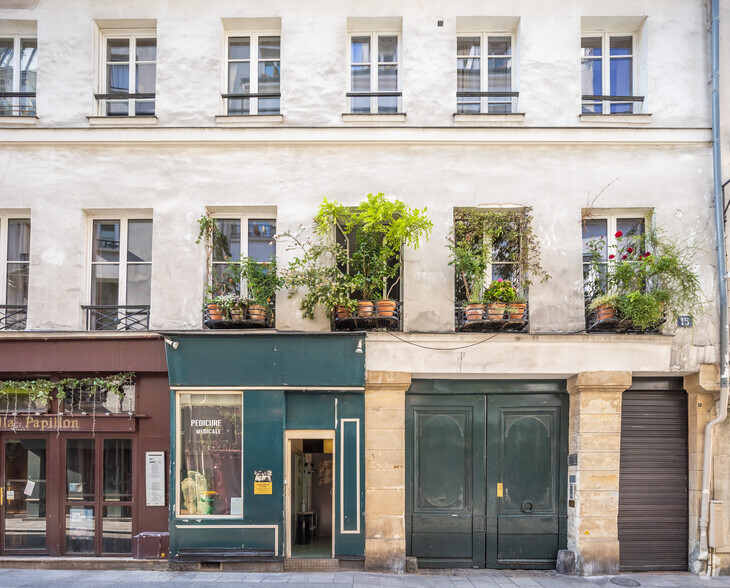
[{"x1": 698, "y1": 0, "x2": 729, "y2": 568}]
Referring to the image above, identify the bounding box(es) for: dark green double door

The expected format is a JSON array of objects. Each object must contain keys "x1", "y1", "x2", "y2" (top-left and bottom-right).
[{"x1": 406, "y1": 392, "x2": 567, "y2": 569}]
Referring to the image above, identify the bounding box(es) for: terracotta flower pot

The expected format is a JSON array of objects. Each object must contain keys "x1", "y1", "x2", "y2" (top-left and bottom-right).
[
  {"x1": 230, "y1": 308, "x2": 245, "y2": 321},
  {"x1": 465, "y1": 303, "x2": 485, "y2": 321},
  {"x1": 206, "y1": 303, "x2": 223, "y2": 320},
  {"x1": 595, "y1": 303, "x2": 616, "y2": 322},
  {"x1": 507, "y1": 303, "x2": 527, "y2": 320},
  {"x1": 334, "y1": 305, "x2": 353, "y2": 318},
  {"x1": 248, "y1": 304, "x2": 268, "y2": 321},
  {"x1": 376, "y1": 299, "x2": 397, "y2": 317},
  {"x1": 486, "y1": 302, "x2": 506, "y2": 319},
  {"x1": 357, "y1": 300, "x2": 375, "y2": 317}
]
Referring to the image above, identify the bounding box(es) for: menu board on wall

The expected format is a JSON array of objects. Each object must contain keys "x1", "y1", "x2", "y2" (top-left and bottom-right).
[{"x1": 146, "y1": 451, "x2": 166, "y2": 507}]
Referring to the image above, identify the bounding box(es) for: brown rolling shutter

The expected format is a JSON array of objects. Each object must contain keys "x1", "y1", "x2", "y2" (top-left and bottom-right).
[{"x1": 618, "y1": 378, "x2": 688, "y2": 571}]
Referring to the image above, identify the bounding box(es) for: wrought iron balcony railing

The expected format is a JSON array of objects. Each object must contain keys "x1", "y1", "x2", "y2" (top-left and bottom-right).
[
  {"x1": 332, "y1": 300, "x2": 401, "y2": 332},
  {"x1": 82, "y1": 305, "x2": 150, "y2": 331},
  {"x1": 455, "y1": 301, "x2": 529, "y2": 333},
  {"x1": 0, "y1": 305, "x2": 27, "y2": 330},
  {"x1": 203, "y1": 304, "x2": 274, "y2": 329}
]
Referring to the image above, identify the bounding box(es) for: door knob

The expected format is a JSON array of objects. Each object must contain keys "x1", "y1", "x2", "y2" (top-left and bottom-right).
[{"x1": 521, "y1": 500, "x2": 534, "y2": 513}]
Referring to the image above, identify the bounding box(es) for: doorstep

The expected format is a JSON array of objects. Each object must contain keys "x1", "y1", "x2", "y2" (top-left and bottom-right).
[{"x1": 0, "y1": 556, "x2": 169, "y2": 571}]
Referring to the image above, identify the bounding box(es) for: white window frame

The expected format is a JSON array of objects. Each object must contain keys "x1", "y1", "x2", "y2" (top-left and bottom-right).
[
  {"x1": 175, "y1": 390, "x2": 244, "y2": 520},
  {"x1": 0, "y1": 216, "x2": 30, "y2": 307},
  {"x1": 208, "y1": 214, "x2": 276, "y2": 292},
  {"x1": 86, "y1": 215, "x2": 153, "y2": 308},
  {"x1": 456, "y1": 32, "x2": 515, "y2": 114},
  {"x1": 581, "y1": 32, "x2": 637, "y2": 114},
  {"x1": 96, "y1": 29, "x2": 157, "y2": 117},
  {"x1": 348, "y1": 32, "x2": 401, "y2": 114},
  {"x1": 222, "y1": 30, "x2": 281, "y2": 116},
  {"x1": 0, "y1": 35, "x2": 37, "y2": 117}
]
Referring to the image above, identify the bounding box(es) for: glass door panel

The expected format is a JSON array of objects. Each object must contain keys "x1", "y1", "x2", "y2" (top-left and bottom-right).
[
  {"x1": 3, "y1": 438, "x2": 47, "y2": 551},
  {"x1": 102, "y1": 439, "x2": 132, "y2": 554},
  {"x1": 65, "y1": 439, "x2": 95, "y2": 554}
]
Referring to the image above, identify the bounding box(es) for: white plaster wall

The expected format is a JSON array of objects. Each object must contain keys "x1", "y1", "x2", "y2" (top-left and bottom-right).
[{"x1": 0, "y1": 0, "x2": 719, "y2": 378}]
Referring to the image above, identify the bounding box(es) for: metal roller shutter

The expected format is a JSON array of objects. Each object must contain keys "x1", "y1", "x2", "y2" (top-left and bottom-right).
[{"x1": 618, "y1": 379, "x2": 688, "y2": 571}]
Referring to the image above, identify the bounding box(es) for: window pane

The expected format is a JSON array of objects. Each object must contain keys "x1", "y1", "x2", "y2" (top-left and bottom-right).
[
  {"x1": 179, "y1": 394, "x2": 243, "y2": 516},
  {"x1": 107, "y1": 64, "x2": 129, "y2": 93},
  {"x1": 228, "y1": 37, "x2": 250, "y2": 60},
  {"x1": 104, "y1": 439, "x2": 132, "y2": 502},
  {"x1": 4, "y1": 439, "x2": 47, "y2": 551},
  {"x1": 610, "y1": 36, "x2": 632, "y2": 56},
  {"x1": 488, "y1": 57, "x2": 511, "y2": 93},
  {"x1": 66, "y1": 439, "x2": 95, "y2": 501},
  {"x1": 582, "y1": 219, "x2": 607, "y2": 262},
  {"x1": 581, "y1": 37, "x2": 602, "y2": 57},
  {"x1": 248, "y1": 220, "x2": 276, "y2": 263},
  {"x1": 610, "y1": 57, "x2": 632, "y2": 96},
  {"x1": 214, "y1": 220, "x2": 240, "y2": 261},
  {"x1": 228, "y1": 62, "x2": 250, "y2": 93},
  {"x1": 457, "y1": 58, "x2": 480, "y2": 92},
  {"x1": 135, "y1": 63, "x2": 156, "y2": 93},
  {"x1": 127, "y1": 220, "x2": 152, "y2": 262},
  {"x1": 91, "y1": 264, "x2": 120, "y2": 306},
  {"x1": 258, "y1": 61, "x2": 280, "y2": 94},
  {"x1": 6, "y1": 263, "x2": 29, "y2": 305},
  {"x1": 66, "y1": 506, "x2": 94, "y2": 554},
  {"x1": 258, "y1": 97, "x2": 280, "y2": 115},
  {"x1": 457, "y1": 37, "x2": 480, "y2": 57},
  {"x1": 581, "y1": 57, "x2": 602, "y2": 95},
  {"x1": 0, "y1": 39, "x2": 14, "y2": 95},
  {"x1": 378, "y1": 36, "x2": 397, "y2": 63},
  {"x1": 488, "y1": 36, "x2": 511, "y2": 56},
  {"x1": 93, "y1": 221, "x2": 120, "y2": 262},
  {"x1": 351, "y1": 65, "x2": 370, "y2": 91},
  {"x1": 228, "y1": 97, "x2": 249, "y2": 115},
  {"x1": 7, "y1": 219, "x2": 30, "y2": 261},
  {"x1": 107, "y1": 39, "x2": 129, "y2": 62},
  {"x1": 107, "y1": 101, "x2": 129, "y2": 116},
  {"x1": 20, "y1": 39, "x2": 37, "y2": 94},
  {"x1": 378, "y1": 64, "x2": 397, "y2": 91},
  {"x1": 135, "y1": 38, "x2": 156, "y2": 62},
  {"x1": 351, "y1": 36, "x2": 370, "y2": 63},
  {"x1": 126, "y1": 264, "x2": 151, "y2": 305},
  {"x1": 134, "y1": 100, "x2": 155, "y2": 116},
  {"x1": 258, "y1": 36, "x2": 280, "y2": 59},
  {"x1": 378, "y1": 95, "x2": 398, "y2": 113},
  {"x1": 492, "y1": 264, "x2": 516, "y2": 283},
  {"x1": 617, "y1": 218, "x2": 645, "y2": 251},
  {"x1": 458, "y1": 103, "x2": 480, "y2": 114},
  {"x1": 103, "y1": 505, "x2": 132, "y2": 554}
]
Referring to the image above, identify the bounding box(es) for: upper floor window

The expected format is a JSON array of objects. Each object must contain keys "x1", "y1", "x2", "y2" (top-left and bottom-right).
[
  {"x1": 225, "y1": 34, "x2": 281, "y2": 116},
  {"x1": 97, "y1": 32, "x2": 156, "y2": 116},
  {"x1": 210, "y1": 217, "x2": 276, "y2": 291},
  {"x1": 0, "y1": 35, "x2": 37, "y2": 117},
  {"x1": 457, "y1": 34, "x2": 515, "y2": 114},
  {"x1": 349, "y1": 33, "x2": 400, "y2": 114},
  {"x1": 86, "y1": 217, "x2": 152, "y2": 330},
  {"x1": 581, "y1": 34, "x2": 639, "y2": 114},
  {"x1": 0, "y1": 217, "x2": 30, "y2": 330}
]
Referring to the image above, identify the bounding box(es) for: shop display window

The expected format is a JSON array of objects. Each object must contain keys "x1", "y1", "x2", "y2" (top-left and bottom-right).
[{"x1": 178, "y1": 393, "x2": 243, "y2": 517}]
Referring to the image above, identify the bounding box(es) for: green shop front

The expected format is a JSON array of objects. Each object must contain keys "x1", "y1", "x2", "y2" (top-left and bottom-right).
[{"x1": 164, "y1": 333, "x2": 365, "y2": 566}]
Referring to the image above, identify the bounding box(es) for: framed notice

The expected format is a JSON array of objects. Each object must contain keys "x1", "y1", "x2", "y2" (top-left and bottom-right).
[{"x1": 146, "y1": 451, "x2": 166, "y2": 507}]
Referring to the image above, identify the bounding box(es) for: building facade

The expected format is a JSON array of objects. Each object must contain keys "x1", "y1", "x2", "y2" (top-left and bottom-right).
[{"x1": 0, "y1": 0, "x2": 728, "y2": 576}]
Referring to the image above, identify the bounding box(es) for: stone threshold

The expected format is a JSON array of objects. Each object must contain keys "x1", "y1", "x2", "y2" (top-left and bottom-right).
[{"x1": 0, "y1": 556, "x2": 169, "y2": 571}]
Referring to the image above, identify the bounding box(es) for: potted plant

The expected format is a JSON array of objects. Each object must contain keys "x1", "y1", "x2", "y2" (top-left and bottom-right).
[
  {"x1": 482, "y1": 279, "x2": 517, "y2": 319},
  {"x1": 233, "y1": 255, "x2": 281, "y2": 323},
  {"x1": 588, "y1": 293, "x2": 619, "y2": 322},
  {"x1": 448, "y1": 229, "x2": 488, "y2": 321},
  {"x1": 507, "y1": 293, "x2": 528, "y2": 320}
]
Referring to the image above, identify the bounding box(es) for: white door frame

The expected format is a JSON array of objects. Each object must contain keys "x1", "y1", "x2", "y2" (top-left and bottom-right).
[{"x1": 284, "y1": 429, "x2": 336, "y2": 558}]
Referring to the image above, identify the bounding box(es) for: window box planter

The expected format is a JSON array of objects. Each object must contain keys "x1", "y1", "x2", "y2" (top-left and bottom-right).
[
  {"x1": 332, "y1": 300, "x2": 401, "y2": 331},
  {"x1": 203, "y1": 306, "x2": 273, "y2": 329},
  {"x1": 586, "y1": 309, "x2": 664, "y2": 334},
  {"x1": 455, "y1": 301, "x2": 528, "y2": 332}
]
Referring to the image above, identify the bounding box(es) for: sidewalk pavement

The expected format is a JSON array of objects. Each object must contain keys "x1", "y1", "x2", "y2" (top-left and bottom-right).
[{"x1": 1, "y1": 568, "x2": 729, "y2": 587}]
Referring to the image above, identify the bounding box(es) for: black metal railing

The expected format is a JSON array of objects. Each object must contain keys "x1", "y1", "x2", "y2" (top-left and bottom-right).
[
  {"x1": 455, "y1": 301, "x2": 529, "y2": 333},
  {"x1": 203, "y1": 305, "x2": 274, "y2": 329},
  {"x1": 456, "y1": 91, "x2": 518, "y2": 114},
  {"x1": 221, "y1": 92, "x2": 281, "y2": 116},
  {"x1": 82, "y1": 305, "x2": 150, "y2": 331},
  {"x1": 0, "y1": 305, "x2": 27, "y2": 330},
  {"x1": 94, "y1": 93, "x2": 156, "y2": 116},
  {"x1": 346, "y1": 91, "x2": 402, "y2": 114},
  {"x1": 332, "y1": 300, "x2": 401, "y2": 332},
  {"x1": 581, "y1": 94, "x2": 644, "y2": 114},
  {"x1": 0, "y1": 92, "x2": 37, "y2": 116}
]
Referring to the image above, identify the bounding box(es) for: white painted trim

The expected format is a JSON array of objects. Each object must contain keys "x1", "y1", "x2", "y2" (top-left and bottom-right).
[
  {"x1": 174, "y1": 524, "x2": 279, "y2": 557},
  {"x1": 339, "y1": 418, "x2": 361, "y2": 535}
]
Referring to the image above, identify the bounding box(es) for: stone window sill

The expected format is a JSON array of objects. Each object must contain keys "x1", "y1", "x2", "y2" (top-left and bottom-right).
[
  {"x1": 579, "y1": 114, "x2": 652, "y2": 125},
  {"x1": 341, "y1": 113, "x2": 406, "y2": 124},
  {"x1": 453, "y1": 113, "x2": 525, "y2": 125},
  {"x1": 0, "y1": 116, "x2": 39, "y2": 127},
  {"x1": 87, "y1": 116, "x2": 159, "y2": 127},
  {"x1": 215, "y1": 114, "x2": 284, "y2": 126}
]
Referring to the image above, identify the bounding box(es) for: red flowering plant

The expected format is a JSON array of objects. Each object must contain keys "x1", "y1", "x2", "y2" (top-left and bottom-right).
[{"x1": 585, "y1": 225, "x2": 703, "y2": 330}]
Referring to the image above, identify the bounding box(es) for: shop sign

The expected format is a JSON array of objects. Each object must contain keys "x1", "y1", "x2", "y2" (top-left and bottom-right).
[
  {"x1": 0, "y1": 414, "x2": 80, "y2": 432},
  {"x1": 145, "y1": 451, "x2": 166, "y2": 507},
  {"x1": 254, "y1": 470, "x2": 272, "y2": 495}
]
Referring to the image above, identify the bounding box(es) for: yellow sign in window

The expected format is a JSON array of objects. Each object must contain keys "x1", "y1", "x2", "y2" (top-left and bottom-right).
[{"x1": 254, "y1": 482, "x2": 272, "y2": 495}]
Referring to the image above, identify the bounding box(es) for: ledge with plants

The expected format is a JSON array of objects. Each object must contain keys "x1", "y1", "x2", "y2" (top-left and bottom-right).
[
  {"x1": 197, "y1": 214, "x2": 281, "y2": 329},
  {"x1": 279, "y1": 193, "x2": 432, "y2": 331},
  {"x1": 584, "y1": 226, "x2": 703, "y2": 333},
  {"x1": 449, "y1": 208, "x2": 548, "y2": 332}
]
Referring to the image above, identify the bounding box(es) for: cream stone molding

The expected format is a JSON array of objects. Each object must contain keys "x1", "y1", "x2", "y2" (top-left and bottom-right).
[
  {"x1": 453, "y1": 113, "x2": 526, "y2": 125},
  {"x1": 684, "y1": 364, "x2": 721, "y2": 395},
  {"x1": 567, "y1": 371, "x2": 632, "y2": 394},
  {"x1": 365, "y1": 370, "x2": 411, "y2": 391},
  {"x1": 0, "y1": 116, "x2": 38, "y2": 127},
  {"x1": 579, "y1": 114, "x2": 653, "y2": 126},
  {"x1": 87, "y1": 116, "x2": 159, "y2": 127}
]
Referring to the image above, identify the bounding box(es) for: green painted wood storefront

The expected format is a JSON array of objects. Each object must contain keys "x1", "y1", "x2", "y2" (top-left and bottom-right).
[
  {"x1": 164, "y1": 333, "x2": 366, "y2": 561},
  {"x1": 406, "y1": 380, "x2": 568, "y2": 569}
]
